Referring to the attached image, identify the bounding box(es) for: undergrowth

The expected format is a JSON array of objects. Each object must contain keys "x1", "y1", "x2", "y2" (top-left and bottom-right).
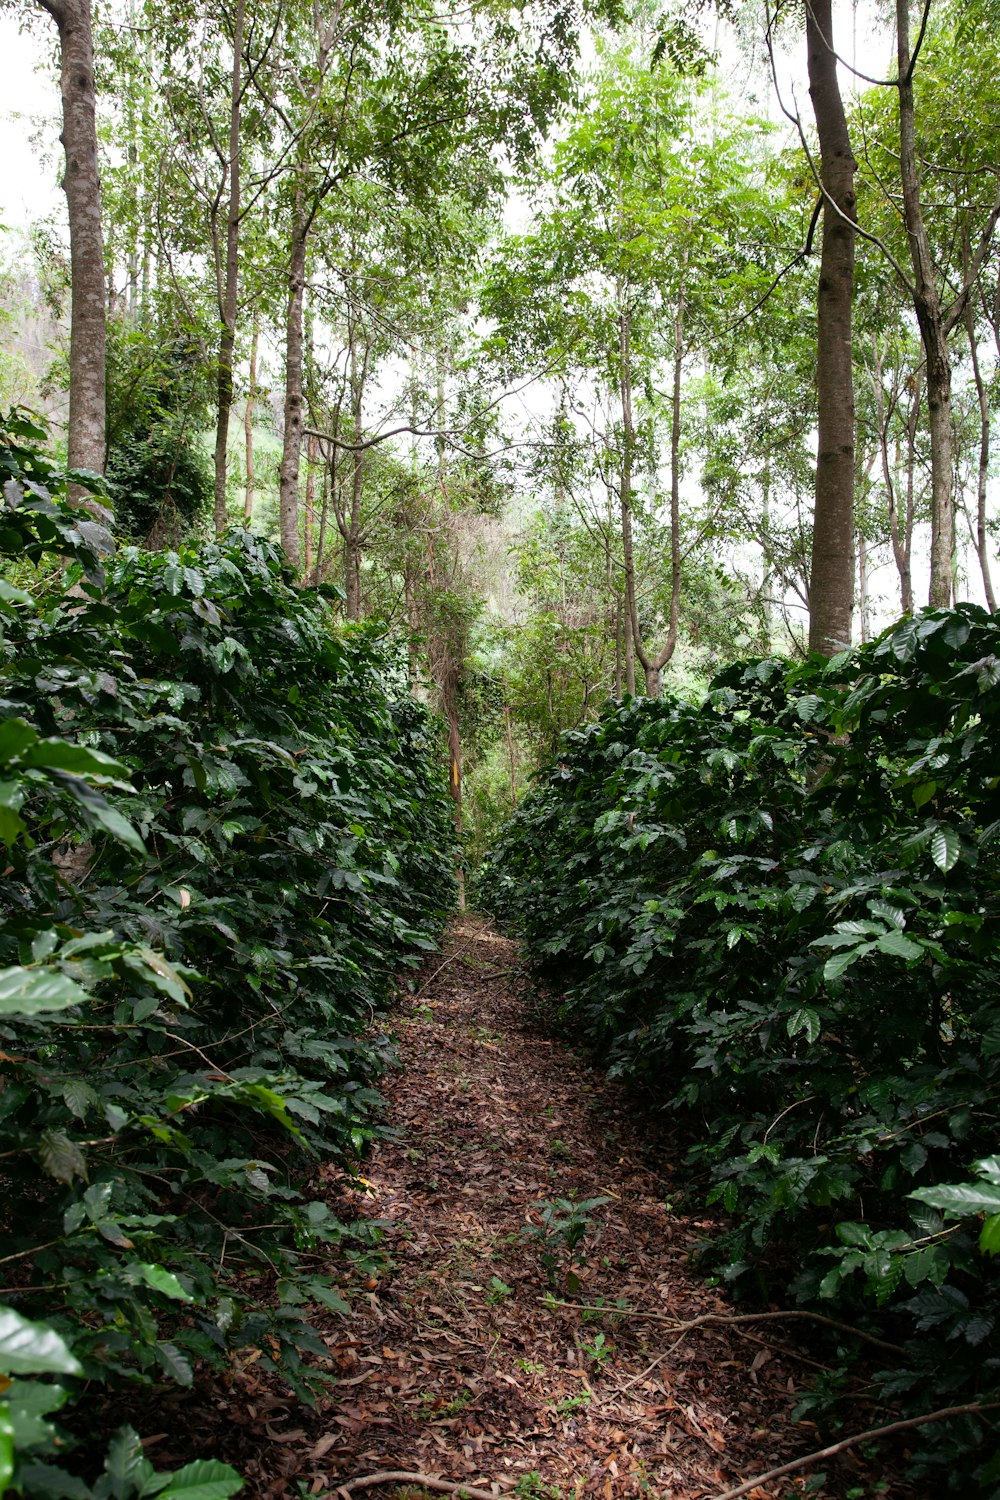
[{"x1": 481, "y1": 607, "x2": 1000, "y2": 1491}]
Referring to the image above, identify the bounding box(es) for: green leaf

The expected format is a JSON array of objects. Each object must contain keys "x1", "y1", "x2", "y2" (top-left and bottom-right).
[
  {"x1": 911, "y1": 1182, "x2": 1000, "y2": 1215},
  {"x1": 127, "y1": 1263, "x2": 194, "y2": 1303},
  {"x1": 911, "y1": 780, "x2": 937, "y2": 810},
  {"x1": 0, "y1": 719, "x2": 37, "y2": 762},
  {"x1": 979, "y1": 1215, "x2": 1000, "y2": 1255},
  {"x1": 38, "y1": 1130, "x2": 88, "y2": 1185},
  {"x1": 875, "y1": 931, "x2": 923, "y2": 961},
  {"x1": 20, "y1": 740, "x2": 131, "y2": 783},
  {"x1": 3, "y1": 1378, "x2": 69, "y2": 1446},
  {"x1": 0, "y1": 966, "x2": 90, "y2": 1016},
  {"x1": 9, "y1": 1462, "x2": 89, "y2": 1498},
  {"x1": 100, "y1": 1426, "x2": 149, "y2": 1500},
  {"x1": 63, "y1": 1080, "x2": 100, "y2": 1119},
  {"x1": 0, "y1": 578, "x2": 32, "y2": 608},
  {"x1": 786, "y1": 1007, "x2": 820, "y2": 1044},
  {"x1": 155, "y1": 1459, "x2": 243, "y2": 1500},
  {"x1": 0, "y1": 1405, "x2": 13, "y2": 1493},
  {"x1": 823, "y1": 946, "x2": 866, "y2": 982},
  {"x1": 0, "y1": 1309, "x2": 82, "y2": 1376},
  {"x1": 302, "y1": 1279, "x2": 350, "y2": 1314},
  {"x1": 80, "y1": 800, "x2": 146, "y2": 854},
  {"x1": 930, "y1": 824, "x2": 960, "y2": 873},
  {"x1": 900, "y1": 1141, "x2": 927, "y2": 1174},
  {"x1": 155, "y1": 1343, "x2": 193, "y2": 1387}
]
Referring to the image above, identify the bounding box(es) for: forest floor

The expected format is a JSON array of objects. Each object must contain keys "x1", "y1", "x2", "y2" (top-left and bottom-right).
[{"x1": 198, "y1": 916, "x2": 916, "y2": 1500}]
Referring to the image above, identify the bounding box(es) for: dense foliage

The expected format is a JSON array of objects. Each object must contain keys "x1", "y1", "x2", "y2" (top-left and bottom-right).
[
  {"x1": 0, "y1": 412, "x2": 456, "y2": 1495},
  {"x1": 481, "y1": 606, "x2": 1000, "y2": 1490}
]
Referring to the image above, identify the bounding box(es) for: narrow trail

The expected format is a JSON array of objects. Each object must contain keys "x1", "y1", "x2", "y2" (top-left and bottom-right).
[{"x1": 224, "y1": 917, "x2": 913, "y2": 1499}]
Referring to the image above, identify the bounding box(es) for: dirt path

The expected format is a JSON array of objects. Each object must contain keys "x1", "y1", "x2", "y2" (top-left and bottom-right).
[{"x1": 225, "y1": 917, "x2": 912, "y2": 1499}]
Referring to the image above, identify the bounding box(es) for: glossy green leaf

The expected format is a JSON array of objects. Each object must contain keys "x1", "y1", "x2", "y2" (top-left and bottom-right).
[
  {"x1": 156, "y1": 1460, "x2": 243, "y2": 1499},
  {"x1": 0, "y1": 1310, "x2": 82, "y2": 1376},
  {"x1": 930, "y1": 824, "x2": 960, "y2": 873},
  {"x1": 0, "y1": 967, "x2": 90, "y2": 1016}
]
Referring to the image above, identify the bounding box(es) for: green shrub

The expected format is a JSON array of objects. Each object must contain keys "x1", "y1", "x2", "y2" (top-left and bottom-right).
[
  {"x1": 481, "y1": 607, "x2": 1000, "y2": 1490},
  {"x1": 0, "y1": 409, "x2": 456, "y2": 1494}
]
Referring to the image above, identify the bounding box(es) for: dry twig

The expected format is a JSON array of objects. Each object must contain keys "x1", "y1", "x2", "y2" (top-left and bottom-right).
[
  {"x1": 336, "y1": 1473, "x2": 500, "y2": 1499},
  {"x1": 542, "y1": 1299, "x2": 905, "y2": 1355},
  {"x1": 712, "y1": 1401, "x2": 1000, "y2": 1500}
]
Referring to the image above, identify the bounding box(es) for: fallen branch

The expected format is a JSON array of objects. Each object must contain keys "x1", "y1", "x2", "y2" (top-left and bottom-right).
[
  {"x1": 712, "y1": 1401, "x2": 1000, "y2": 1500},
  {"x1": 336, "y1": 1473, "x2": 500, "y2": 1499},
  {"x1": 541, "y1": 1299, "x2": 905, "y2": 1355},
  {"x1": 480, "y1": 967, "x2": 518, "y2": 980},
  {"x1": 410, "y1": 941, "x2": 476, "y2": 1000}
]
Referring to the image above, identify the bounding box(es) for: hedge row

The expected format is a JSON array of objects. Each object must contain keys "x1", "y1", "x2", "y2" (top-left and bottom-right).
[
  {"x1": 0, "y1": 412, "x2": 456, "y2": 1496},
  {"x1": 481, "y1": 607, "x2": 1000, "y2": 1491}
]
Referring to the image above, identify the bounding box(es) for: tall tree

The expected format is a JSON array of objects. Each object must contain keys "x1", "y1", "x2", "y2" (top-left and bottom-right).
[
  {"x1": 212, "y1": 0, "x2": 246, "y2": 536},
  {"x1": 36, "y1": 0, "x2": 106, "y2": 479},
  {"x1": 804, "y1": 0, "x2": 856, "y2": 654}
]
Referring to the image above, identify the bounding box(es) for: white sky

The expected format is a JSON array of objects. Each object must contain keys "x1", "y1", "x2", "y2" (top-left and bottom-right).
[{"x1": 0, "y1": 15, "x2": 62, "y2": 234}]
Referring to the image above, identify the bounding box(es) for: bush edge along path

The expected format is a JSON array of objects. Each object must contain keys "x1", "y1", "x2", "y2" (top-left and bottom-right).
[
  {"x1": 481, "y1": 606, "x2": 1000, "y2": 1496},
  {"x1": 0, "y1": 410, "x2": 456, "y2": 1497}
]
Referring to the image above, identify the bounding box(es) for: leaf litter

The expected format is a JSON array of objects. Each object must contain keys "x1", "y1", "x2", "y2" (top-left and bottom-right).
[{"x1": 150, "y1": 917, "x2": 918, "y2": 1500}]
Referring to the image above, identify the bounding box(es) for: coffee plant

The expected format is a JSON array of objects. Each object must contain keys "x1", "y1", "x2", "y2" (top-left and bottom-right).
[
  {"x1": 481, "y1": 607, "x2": 1000, "y2": 1490},
  {"x1": 0, "y1": 411, "x2": 456, "y2": 1495}
]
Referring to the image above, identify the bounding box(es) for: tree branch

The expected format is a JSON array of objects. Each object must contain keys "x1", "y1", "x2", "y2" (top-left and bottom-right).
[
  {"x1": 541, "y1": 1299, "x2": 905, "y2": 1354},
  {"x1": 713, "y1": 1401, "x2": 1000, "y2": 1500}
]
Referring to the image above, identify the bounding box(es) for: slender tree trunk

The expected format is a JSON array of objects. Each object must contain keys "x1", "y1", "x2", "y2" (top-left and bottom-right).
[
  {"x1": 503, "y1": 701, "x2": 518, "y2": 805},
  {"x1": 964, "y1": 299, "x2": 996, "y2": 610},
  {"x1": 212, "y1": 0, "x2": 245, "y2": 537},
  {"x1": 618, "y1": 299, "x2": 649, "y2": 691},
  {"x1": 645, "y1": 288, "x2": 686, "y2": 696},
  {"x1": 872, "y1": 343, "x2": 914, "y2": 614},
  {"x1": 126, "y1": 137, "x2": 138, "y2": 318},
  {"x1": 896, "y1": 0, "x2": 954, "y2": 607},
  {"x1": 624, "y1": 597, "x2": 636, "y2": 695},
  {"x1": 343, "y1": 333, "x2": 367, "y2": 619},
  {"x1": 38, "y1": 0, "x2": 106, "y2": 481},
  {"x1": 304, "y1": 432, "x2": 317, "y2": 581},
  {"x1": 805, "y1": 0, "x2": 856, "y2": 655},
  {"x1": 314, "y1": 454, "x2": 330, "y2": 587},
  {"x1": 445, "y1": 673, "x2": 465, "y2": 910},
  {"x1": 903, "y1": 385, "x2": 919, "y2": 603},
  {"x1": 857, "y1": 529, "x2": 869, "y2": 641},
  {"x1": 279, "y1": 200, "x2": 308, "y2": 569},
  {"x1": 243, "y1": 318, "x2": 258, "y2": 522}
]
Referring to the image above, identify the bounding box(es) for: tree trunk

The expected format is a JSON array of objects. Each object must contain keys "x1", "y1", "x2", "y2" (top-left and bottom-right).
[
  {"x1": 244, "y1": 317, "x2": 257, "y2": 522},
  {"x1": 304, "y1": 431, "x2": 317, "y2": 580},
  {"x1": 503, "y1": 701, "x2": 518, "y2": 805},
  {"x1": 279, "y1": 202, "x2": 308, "y2": 569},
  {"x1": 896, "y1": 0, "x2": 954, "y2": 608},
  {"x1": 212, "y1": 0, "x2": 245, "y2": 537},
  {"x1": 314, "y1": 454, "x2": 330, "y2": 587},
  {"x1": 444, "y1": 673, "x2": 465, "y2": 911},
  {"x1": 645, "y1": 287, "x2": 686, "y2": 696},
  {"x1": 38, "y1": 0, "x2": 106, "y2": 481},
  {"x1": 872, "y1": 343, "x2": 914, "y2": 614},
  {"x1": 805, "y1": 0, "x2": 856, "y2": 655},
  {"x1": 618, "y1": 298, "x2": 648, "y2": 692},
  {"x1": 343, "y1": 332, "x2": 367, "y2": 619},
  {"x1": 857, "y1": 529, "x2": 869, "y2": 641},
  {"x1": 964, "y1": 296, "x2": 996, "y2": 610}
]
